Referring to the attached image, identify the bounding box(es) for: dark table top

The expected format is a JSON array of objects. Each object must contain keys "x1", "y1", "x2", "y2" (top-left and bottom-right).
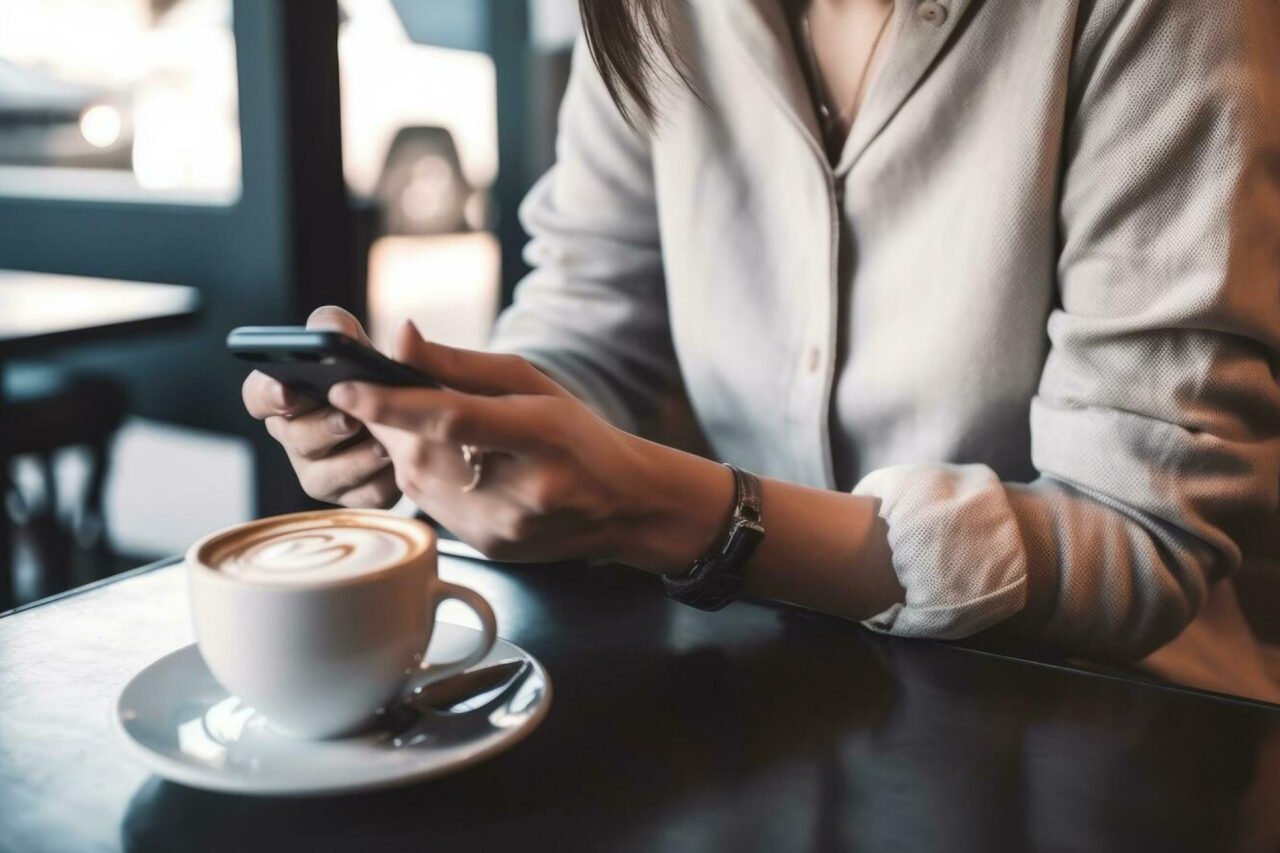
[
  {"x1": 0, "y1": 269, "x2": 199, "y2": 356},
  {"x1": 2, "y1": 555, "x2": 1279, "y2": 853}
]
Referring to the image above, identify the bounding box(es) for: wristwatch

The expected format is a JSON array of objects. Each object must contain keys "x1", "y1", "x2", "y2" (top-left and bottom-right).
[{"x1": 662, "y1": 464, "x2": 765, "y2": 611}]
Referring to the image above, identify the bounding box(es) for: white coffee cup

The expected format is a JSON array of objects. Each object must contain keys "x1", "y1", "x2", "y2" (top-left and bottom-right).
[{"x1": 187, "y1": 509, "x2": 497, "y2": 739}]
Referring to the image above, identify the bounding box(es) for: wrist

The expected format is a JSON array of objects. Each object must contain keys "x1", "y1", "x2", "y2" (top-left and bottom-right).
[{"x1": 609, "y1": 435, "x2": 735, "y2": 574}]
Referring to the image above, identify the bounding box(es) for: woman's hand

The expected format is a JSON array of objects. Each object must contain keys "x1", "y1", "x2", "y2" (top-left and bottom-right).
[
  {"x1": 240, "y1": 307, "x2": 400, "y2": 509},
  {"x1": 243, "y1": 313, "x2": 901, "y2": 621},
  {"x1": 327, "y1": 320, "x2": 735, "y2": 567}
]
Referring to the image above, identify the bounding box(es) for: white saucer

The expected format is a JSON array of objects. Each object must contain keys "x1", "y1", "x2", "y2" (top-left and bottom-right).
[{"x1": 113, "y1": 623, "x2": 551, "y2": 796}]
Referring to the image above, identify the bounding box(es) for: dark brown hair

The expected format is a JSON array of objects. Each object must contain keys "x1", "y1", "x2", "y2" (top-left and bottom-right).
[{"x1": 578, "y1": 0, "x2": 688, "y2": 125}]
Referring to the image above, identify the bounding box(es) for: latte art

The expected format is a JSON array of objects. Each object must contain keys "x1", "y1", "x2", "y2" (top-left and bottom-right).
[{"x1": 215, "y1": 526, "x2": 412, "y2": 586}]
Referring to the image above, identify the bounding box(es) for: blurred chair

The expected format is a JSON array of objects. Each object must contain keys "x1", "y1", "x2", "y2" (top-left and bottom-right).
[{"x1": 1, "y1": 362, "x2": 128, "y2": 599}]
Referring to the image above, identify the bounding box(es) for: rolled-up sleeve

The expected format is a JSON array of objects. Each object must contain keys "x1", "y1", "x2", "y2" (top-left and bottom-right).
[
  {"x1": 855, "y1": 0, "x2": 1280, "y2": 659},
  {"x1": 488, "y1": 40, "x2": 680, "y2": 435}
]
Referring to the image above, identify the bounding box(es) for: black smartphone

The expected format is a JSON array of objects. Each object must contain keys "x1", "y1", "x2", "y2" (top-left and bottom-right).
[{"x1": 227, "y1": 326, "x2": 439, "y2": 403}]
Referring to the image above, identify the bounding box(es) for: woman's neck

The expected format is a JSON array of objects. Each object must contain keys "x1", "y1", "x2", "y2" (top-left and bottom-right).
[{"x1": 795, "y1": 0, "x2": 896, "y2": 161}]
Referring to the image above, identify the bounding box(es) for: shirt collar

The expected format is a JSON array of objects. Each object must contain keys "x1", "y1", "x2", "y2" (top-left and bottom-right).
[{"x1": 716, "y1": 0, "x2": 976, "y2": 173}]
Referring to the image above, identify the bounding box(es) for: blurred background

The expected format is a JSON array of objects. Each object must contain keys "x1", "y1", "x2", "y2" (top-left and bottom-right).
[{"x1": 0, "y1": 0, "x2": 579, "y2": 607}]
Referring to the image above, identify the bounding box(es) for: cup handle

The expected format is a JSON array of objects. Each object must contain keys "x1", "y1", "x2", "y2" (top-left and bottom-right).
[{"x1": 401, "y1": 580, "x2": 498, "y2": 699}]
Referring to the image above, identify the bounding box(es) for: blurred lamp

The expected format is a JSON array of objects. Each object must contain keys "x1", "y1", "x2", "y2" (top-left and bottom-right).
[{"x1": 79, "y1": 104, "x2": 123, "y2": 149}]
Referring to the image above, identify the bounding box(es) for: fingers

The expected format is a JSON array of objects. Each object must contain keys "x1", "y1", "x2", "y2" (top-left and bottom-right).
[
  {"x1": 329, "y1": 382, "x2": 550, "y2": 453},
  {"x1": 391, "y1": 320, "x2": 560, "y2": 397},
  {"x1": 307, "y1": 304, "x2": 372, "y2": 345},
  {"x1": 243, "y1": 304, "x2": 369, "y2": 422},
  {"x1": 334, "y1": 467, "x2": 401, "y2": 509},
  {"x1": 264, "y1": 407, "x2": 365, "y2": 460},
  {"x1": 242, "y1": 370, "x2": 320, "y2": 421},
  {"x1": 290, "y1": 438, "x2": 393, "y2": 503},
  {"x1": 248, "y1": 305, "x2": 398, "y2": 509}
]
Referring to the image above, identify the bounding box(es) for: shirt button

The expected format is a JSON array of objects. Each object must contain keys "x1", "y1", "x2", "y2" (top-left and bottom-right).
[
  {"x1": 806, "y1": 346, "x2": 822, "y2": 374},
  {"x1": 918, "y1": 1, "x2": 948, "y2": 25}
]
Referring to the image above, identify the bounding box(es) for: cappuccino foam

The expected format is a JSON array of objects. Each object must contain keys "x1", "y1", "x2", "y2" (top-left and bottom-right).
[{"x1": 213, "y1": 524, "x2": 412, "y2": 586}]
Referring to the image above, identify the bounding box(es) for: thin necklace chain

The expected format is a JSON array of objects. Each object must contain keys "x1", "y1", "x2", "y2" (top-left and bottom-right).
[{"x1": 801, "y1": 1, "x2": 895, "y2": 131}]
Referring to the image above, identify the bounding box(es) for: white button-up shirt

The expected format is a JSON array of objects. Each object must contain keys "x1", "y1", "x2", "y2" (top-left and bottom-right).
[{"x1": 491, "y1": 0, "x2": 1280, "y2": 702}]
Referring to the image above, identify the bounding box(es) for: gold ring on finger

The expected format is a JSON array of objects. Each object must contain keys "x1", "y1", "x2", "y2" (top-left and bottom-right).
[{"x1": 460, "y1": 444, "x2": 485, "y2": 493}]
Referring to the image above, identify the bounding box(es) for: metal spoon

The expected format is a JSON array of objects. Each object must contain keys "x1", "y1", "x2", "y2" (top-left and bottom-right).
[{"x1": 377, "y1": 659, "x2": 536, "y2": 747}]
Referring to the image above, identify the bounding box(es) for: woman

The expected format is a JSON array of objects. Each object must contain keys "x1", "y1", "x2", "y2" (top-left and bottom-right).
[{"x1": 243, "y1": 0, "x2": 1280, "y2": 701}]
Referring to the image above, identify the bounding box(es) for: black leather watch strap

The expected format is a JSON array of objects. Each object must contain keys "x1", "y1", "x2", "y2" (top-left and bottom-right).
[{"x1": 662, "y1": 465, "x2": 765, "y2": 611}]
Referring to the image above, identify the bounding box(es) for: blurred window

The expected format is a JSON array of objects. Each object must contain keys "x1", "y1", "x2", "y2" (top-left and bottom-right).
[
  {"x1": 0, "y1": 0, "x2": 240, "y2": 203},
  {"x1": 339, "y1": 0, "x2": 500, "y2": 352}
]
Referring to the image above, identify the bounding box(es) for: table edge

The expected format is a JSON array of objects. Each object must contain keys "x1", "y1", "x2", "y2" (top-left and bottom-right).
[
  {"x1": 0, "y1": 554, "x2": 182, "y2": 618},
  {"x1": 0, "y1": 303, "x2": 201, "y2": 356}
]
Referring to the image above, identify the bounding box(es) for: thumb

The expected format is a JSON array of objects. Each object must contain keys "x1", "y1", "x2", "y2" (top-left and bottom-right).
[
  {"x1": 307, "y1": 305, "x2": 372, "y2": 346},
  {"x1": 392, "y1": 320, "x2": 557, "y2": 396}
]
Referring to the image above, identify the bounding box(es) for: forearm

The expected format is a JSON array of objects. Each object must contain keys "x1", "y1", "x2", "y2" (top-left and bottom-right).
[
  {"x1": 616, "y1": 438, "x2": 904, "y2": 621},
  {"x1": 747, "y1": 477, "x2": 903, "y2": 619}
]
